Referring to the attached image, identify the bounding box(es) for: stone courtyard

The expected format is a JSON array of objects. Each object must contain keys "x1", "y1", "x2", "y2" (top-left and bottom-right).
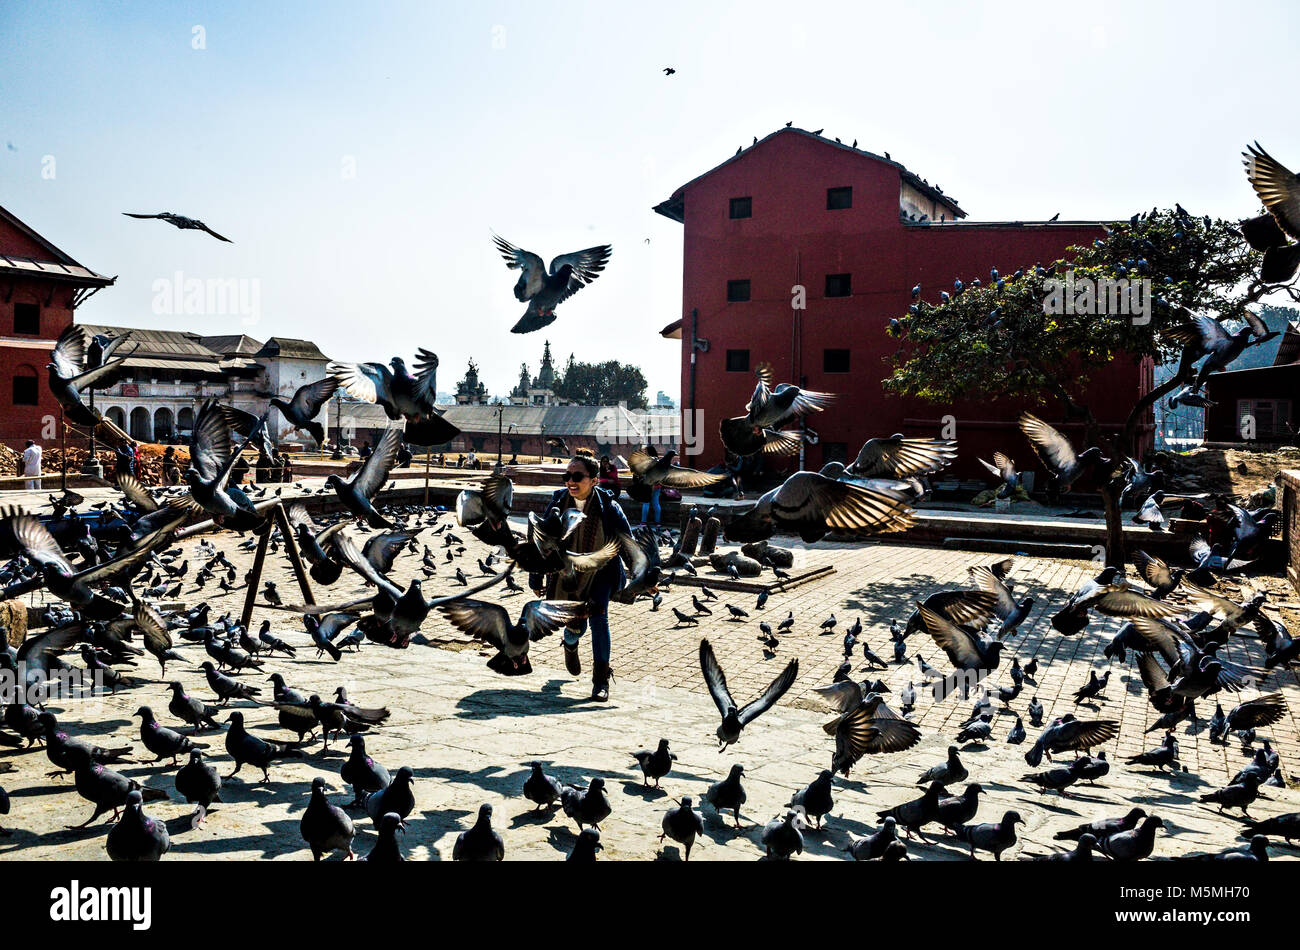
[{"x1": 2, "y1": 480, "x2": 1299, "y2": 861}]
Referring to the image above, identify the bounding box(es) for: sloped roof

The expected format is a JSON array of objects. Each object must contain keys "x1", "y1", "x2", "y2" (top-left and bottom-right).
[
  {"x1": 435, "y1": 403, "x2": 679, "y2": 442},
  {"x1": 201, "y1": 334, "x2": 265, "y2": 356},
  {"x1": 256, "y1": 337, "x2": 328, "y2": 360},
  {"x1": 653, "y1": 127, "x2": 966, "y2": 223},
  {"x1": 0, "y1": 204, "x2": 115, "y2": 286}
]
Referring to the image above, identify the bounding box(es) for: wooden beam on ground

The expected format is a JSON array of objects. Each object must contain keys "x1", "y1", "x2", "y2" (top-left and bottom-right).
[
  {"x1": 273, "y1": 501, "x2": 315, "y2": 607},
  {"x1": 239, "y1": 524, "x2": 272, "y2": 630}
]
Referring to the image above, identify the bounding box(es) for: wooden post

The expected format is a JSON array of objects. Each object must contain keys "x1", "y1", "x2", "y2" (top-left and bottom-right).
[
  {"x1": 273, "y1": 502, "x2": 315, "y2": 607},
  {"x1": 239, "y1": 523, "x2": 272, "y2": 631},
  {"x1": 424, "y1": 447, "x2": 431, "y2": 508}
]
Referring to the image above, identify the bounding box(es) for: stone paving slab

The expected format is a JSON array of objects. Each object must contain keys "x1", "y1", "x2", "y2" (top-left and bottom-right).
[{"x1": 1, "y1": 492, "x2": 1298, "y2": 860}]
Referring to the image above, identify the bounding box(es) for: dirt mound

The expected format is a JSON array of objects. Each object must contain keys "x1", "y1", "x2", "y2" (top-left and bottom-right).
[{"x1": 1146, "y1": 444, "x2": 1300, "y2": 498}]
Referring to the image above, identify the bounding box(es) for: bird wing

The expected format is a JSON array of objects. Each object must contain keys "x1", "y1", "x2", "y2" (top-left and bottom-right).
[
  {"x1": 134, "y1": 601, "x2": 173, "y2": 654},
  {"x1": 332, "y1": 530, "x2": 403, "y2": 599},
  {"x1": 626, "y1": 451, "x2": 658, "y2": 478},
  {"x1": 50, "y1": 324, "x2": 87, "y2": 379},
  {"x1": 1181, "y1": 582, "x2": 1241, "y2": 619},
  {"x1": 327, "y1": 361, "x2": 392, "y2": 406},
  {"x1": 76, "y1": 526, "x2": 170, "y2": 585},
  {"x1": 1018, "y1": 413, "x2": 1079, "y2": 475},
  {"x1": 349, "y1": 426, "x2": 402, "y2": 499},
  {"x1": 437, "y1": 599, "x2": 512, "y2": 650},
  {"x1": 968, "y1": 565, "x2": 1018, "y2": 618},
  {"x1": 363, "y1": 529, "x2": 419, "y2": 574},
  {"x1": 1131, "y1": 550, "x2": 1173, "y2": 590},
  {"x1": 1253, "y1": 612, "x2": 1287, "y2": 647},
  {"x1": 810, "y1": 680, "x2": 865, "y2": 714},
  {"x1": 316, "y1": 612, "x2": 360, "y2": 640},
  {"x1": 193, "y1": 219, "x2": 232, "y2": 242},
  {"x1": 1136, "y1": 652, "x2": 1173, "y2": 696},
  {"x1": 737, "y1": 657, "x2": 799, "y2": 726},
  {"x1": 287, "y1": 502, "x2": 317, "y2": 532},
  {"x1": 1242, "y1": 310, "x2": 1270, "y2": 339},
  {"x1": 481, "y1": 472, "x2": 514, "y2": 515},
  {"x1": 411, "y1": 348, "x2": 440, "y2": 408},
  {"x1": 492, "y1": 234, "x2": 549, "y2": 300},
  {"x1": 188, "y1": 400, "x2": 234, "y2": 484},
  {"x1": 288, "y1": 376, "x2": 339, "y2": 420},
  {"x1": 1129, "y1": 617, "x2": 1184, "y2": 668},
  {"x1": 657, "y1": 463, "x2": 727, "y2": 489},
  {"x1": 759, "y1": 429, "x2": 803, "y2": 456},
  {"x1": 116, "y1": 473, "x2": 160, "y2": 512},
  {"x1": 16, "y1": 621, "x2": 84, "y2": 661},
  {"x1": 520, "y1": 600, "x2": 587, "y2": 641},
  {"x1": 1091, "y1": 588, "x2": 1182, "y2": 619},
  {"x1": 698, "y1": 639, "x2": 737, "y2": 716},
  {"x1": 7, "y1": 512, "x2": 72, "y2": 573},
  {"x1": 919, "y1": 604, "x2": 982, "y2": 668},
  {"x1": 548, "y1": 245, "x2": 613, "y2": 304},
  {"x1": 992, "y1": 452, "x2": 1016, "y2": 480},
  {"x1": 1055, "y1": 718, "x2": 1120, "y2": 751},
  {"x1": 561, "y1": 539, "x2": 619, "y2": 574},
  {"x1": 924, "y1": 589, "x2": 1000, "y2": 627},
  {"x1": 840, "y1": 711, "x2": 922, "y2": 755},
  {"x1": 122, "y1": 212, "x2": 167, "y2": 219},
  {"x1": 771, "y1": 473, "x2": 915, "y2": 534},
  {"x1": 1244, "y1": 142, "x2": 1300, "y2": 240},
  {"x1": 1191, "y1": 315, "x2": 1233, "y2": 350},
  {"x1": 849, "y1": 436, "x2": 957, "y2": 478},
  {"x1": 1233, "y1": 693, "x2": 1287, "y2": 729}
]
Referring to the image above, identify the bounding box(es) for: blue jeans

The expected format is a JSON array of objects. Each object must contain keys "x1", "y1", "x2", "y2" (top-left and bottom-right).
[
  {"x1": 563, "y1": 570, "x2": 615, "y2": 665},
  {"x1": 640, "y1": 486, "x2": 661, "y2": 525}
]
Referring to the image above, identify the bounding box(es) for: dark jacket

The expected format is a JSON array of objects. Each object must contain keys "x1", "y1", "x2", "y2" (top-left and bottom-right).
[{"x1": 547, "y1": 486, "x2": 632, "y2": 592}]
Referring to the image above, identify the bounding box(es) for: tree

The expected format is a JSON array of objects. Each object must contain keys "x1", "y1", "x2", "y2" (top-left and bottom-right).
[
  {"x1": 553, "y1": 359, "x2": 649, "y2": 408},
  {"x1": 884, "y1": 207, "x2": 1285, "y2": 568}
]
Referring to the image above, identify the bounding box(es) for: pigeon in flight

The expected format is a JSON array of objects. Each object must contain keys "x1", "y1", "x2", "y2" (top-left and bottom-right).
[
  {"x1": 1241, "y1": 142, "x2": 1300, "y2": 284},
  {"x1": 438, "y1": 594, "x2": 586, "y2": 675},
  {"x1": 46, "y1": 325, "x2": 135, "y2": 428},
  {"x1": 700, "y1": 638, "x2": 797, "y2": 748},
  {"x1": 492, "y1": 234, "x2": 613, "y2": 334},
  {"x1": 327, "y1": 349, "x2": 459, "y2": 445},
  {"x1": 122, "y1": 211, "x2": 232, "y2": 242},
  {"x1": 1018, "y1": 413, "x2": 1111, "y2": 494},
  {"x1": 725, "y1": 470, "x2": 915, "y2": 544},
  {"x1": 326, "y1": 426, "x2": 402, "y2": 528},
  {"x1": 269, "y1": 376, "x2": 339, "y2": 445},
  {"x1": 627, "y1": 450, "x2": 726, "y2": 490}
]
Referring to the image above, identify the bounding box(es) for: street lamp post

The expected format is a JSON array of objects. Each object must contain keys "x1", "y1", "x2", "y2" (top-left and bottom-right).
[
  {"x1": 539, "y1": 423, "x2": 546, "y2": 465},
  {"x1": 496, "y1": 405, "x2": 504, "y2": 463}
]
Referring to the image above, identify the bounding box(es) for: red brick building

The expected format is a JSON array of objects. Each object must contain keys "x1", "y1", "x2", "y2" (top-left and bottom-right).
[
  {"x1": 654, "y1": 128, "x2": 1153, "y2": 481},
  {"x1": 0, "y1": 204, "x2": 114, "y2": 449}
]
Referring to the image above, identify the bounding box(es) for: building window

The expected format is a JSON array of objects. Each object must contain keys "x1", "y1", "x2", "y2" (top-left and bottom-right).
[
  {"x1": 726, "y1": 279, "x2": 751, "y2": 302},
  {"x1": 12, "y1": 370, "x2": 38, "y2": 406},
  {"x1": 726, "y1": 349, "x2": 750, "y2": 372},
  {"x1": 825, "y1": 273, "x2": 852, "y2": 297},
  {"x1": 729, "y1": 197, "x2": 752, "y2": 219},
  {"x1": 13, "y1": 302, "x2": 40, "y2": 336},
  {"x1": 824, "y1": 348, "x2": 851, "y2": 373},
  {"x1": 826, "y1": 186, "x2": 852, "y2": 210}
]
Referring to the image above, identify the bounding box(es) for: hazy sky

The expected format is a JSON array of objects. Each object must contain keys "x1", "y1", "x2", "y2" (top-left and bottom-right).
[{"x1": 2, "y1": 0, "x2": 1295, "y2": 401}]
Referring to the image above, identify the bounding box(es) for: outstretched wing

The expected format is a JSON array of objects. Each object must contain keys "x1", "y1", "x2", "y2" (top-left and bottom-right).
[
  {"x1": 737, "y1": 657, "x2": 798, "y2": 725},
  {"x1": 1131, "y1": 549, "x2": 1173, "y2": 591},
  {"x1": 350, "y1": 426, "x2": 402, "y2": 499},
  {"x1": 362, "y1": 528, "x2": 419, "y2": 574},
  {"x1": 7, "y1": 512, "x2": 72, "y2": 573},
  {"x1": 116, "y1": 472, "x2": 160, "y2": 513},
  {"x1": 189, "y1": 400, "x2": 234, "y2": 484},
  {"x1": 849, "y1": 436, "x2": 958, "y2": 479},
  {"x1": 1019, "y1": 413, "x2": 1079, "y2": 476},
  {"x1": 1244, "y1": 143, "x2": 1300, "y2": 240},
  {"x1": 412, "y1": 348, "x2": 440, "y2": 408},
  {"x1": 492, "y1": 234, "x2": 548, "y2": 301},
  {"x1": 288, "y1": 376, "x2": 339, "y2": 420},
  {"x1": 548, "y1": 245, "x2": 613, "y2": 304},
  {"x1": 968, "y1": 565, "x2": 1018, "y2": 618},
  {"x1": 328, "y1": 361, "x2": 392, "y2": 406},
  {"x1": 50, "y1": 325, "x2": 87, "y2": 379},
  {"x1": 771, "y1": 473, "x2": 915, "y2": 534},
  {"x1": 437, "y1": 598, "x2": 511, "y2": 651},
  {"x1": 332, "y1": 530, "x2": 403, "y2": 599},
  {"x1": 919, "y1": 604, "x2": 983, "y2": 669},
  {"x1": 699, "y1": 638, "x2": 736, "y2": 716},
  {"x1": 520, "y1": 600, "x2": 587, "y2": 641}
]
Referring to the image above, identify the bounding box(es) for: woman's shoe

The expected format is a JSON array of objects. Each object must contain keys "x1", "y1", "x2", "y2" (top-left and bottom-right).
[
  {"x1": 591, "y1": 663, "x2": 612, "y2": 702},
  {"x1": 564, "y1": 642, "x2": 582, "y2": 676}
]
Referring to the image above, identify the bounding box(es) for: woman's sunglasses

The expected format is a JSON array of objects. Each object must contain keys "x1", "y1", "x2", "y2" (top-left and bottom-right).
[{"x1": 562, "y1": 472, "x2": 589, "y2": 483}]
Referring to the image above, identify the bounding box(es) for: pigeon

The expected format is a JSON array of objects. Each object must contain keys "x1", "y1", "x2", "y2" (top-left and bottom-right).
[
  {"x1": 561, "y1": 777, "x2": 612, "y2": 830},
  {"x1": 567, "y1": 827, "x2": 603, "y2": 862},
  {"x1": 844, "y1": 817, "x2": 900, "y2": 861},
  {"x1": 956, "y1": 715, "x2": 993, "y2": 745},
  {"x1": 703, "y1": 764, "x2": 747, "y2": 828},
  {"x1": 453, "y1": 802, "x2": 506, "y2": 861},
  {"x1": 269, "y1": 376, "x2": 339, "y2": 445},
  {"x1": 224, "y1": 711, "x2": 303, "y2": 782},
  {"x1": 341, "y1": 735, "x2": 390, "y2": 807},
  {"x1": 918, "y1": 746, "x2": 968, "y2": 786},
  {"x1": 936, "y1": 783, "x2": 985, "y2": 831},
  {"x1": 174, "y1": 749, "x2": 222, "y2": 825},
  {"x1": 1241, "y1": 142, "x2": 1300, "y2": 283},
  {"x1": 1200, "y1": 772, "x2": 1264, "y2": 817},
  {"x1": 1131, "y1": 549, "x2": 1183, "y2": 599},
  {"x1": 954, "y1": 810, "x2": 1024, "y2": 861},
  {"x1": 977, "y1": 452, "x2": 1021, "y2": 497},
  {"x1": 700, "y1": 639, "x2": 798, "y2": 748},
  {"x1": 1023, "y1": 759, "x2": 1090, "y2": 796},
  {"x1": 326, "y1": 427, "x2": 402, "y2": 529},
  {"x1": 326, "y1": 349, "x2": 459, "y2": 446},
  {"x1": 364, "y1": 812, "x2": 408, "y2": 862},
  {"x1": 523, "y1": 762, "x2": 563, "y2": 810},
  {"x1": 660, "y1": 796, "x2": 705, "y2": 860},
  {"x1": 1056, "y1": 807, "x2": 1147, "y2": 843},
  {"x1": 122, "y1": 210, "x2": 232, "y2": 242},
  {"x1": 1097, "y1": 816, "x2": 1164, "y2": 861},
  {"x1": 65, "y1": 746, "x2": 166, "y2": 827},
  {"x1": 438, "y1": 594, "x2": 585, "y2": 675},
  {"x1": 725, "y1": 471, "x2": 913, "y2": 544},
  {"x1": 166, "y1": 682, "x2": 222, "y2": 732},
  {"x1": 968, "y1": 565, "x2": 1034, "y2": 637},
  {"x1": 200, "y1": 662, "x2": 261, "y2": 704},
  {"x1": 105, "y1": 789, "x2": 171, "y2": 862},
  {"x1": 1072, "y1": 669, "x2": 1111, "y2": 705},
  {"x1": 877, "y1": 782, "x2": 944, "y2": 840},
  {"x1": 761, "y1": 810, "x2": 805, "y2": 860},
  {"x1": 492, "y1": 234, "x2": 613, "y2": 333},
  {"x1": 1126, "y1": 731, "x2": 1180, "y2": 771},
  {"x1": 631, "y1": 738, "x2": 676, "y2": 788},
  {"x1": 628, "y1": 450, "x2": 726, "y2": 490},
  {"x1": 672, "y1": 608, "x2": 699, "y2": 627},
  {"x1": 786, "y1": 770, "x2": 834, "y2": 829},
  {"x1": 301, "y1": 776, "x2": 355, "y2": 861},
  {"x1": 1242, "y1": 813, "x2": 1300, "y2": 843},
  {"x1": 1027, "y1": 695, "x2": 1044, "y2": 726},
  {"x1": 1025, "y1": 715, "x2": 1119, "y2": 767},
  {"x1": 135, "y1": 706, "x2": 206, "y2": 766},
  {"x1": 1018, "y1": 413, "x2": 1110, "y2": 494}
]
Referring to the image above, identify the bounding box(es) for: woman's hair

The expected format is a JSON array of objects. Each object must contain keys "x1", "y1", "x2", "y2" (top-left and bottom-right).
[{"x1": 568, "y1": 455, "x2": 598, "y2": 478}]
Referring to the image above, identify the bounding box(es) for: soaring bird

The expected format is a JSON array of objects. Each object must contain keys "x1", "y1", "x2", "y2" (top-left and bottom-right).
[
  {"x1": 699, "y1": 638, "x2": 797, "y2": 748},
  {"x1": 492, "y1": 234, "x2": 613, "y2": 333},
  {"x1": 122, "y1": 211, "x2": 232, "y2": 242},
  {"x1": 1241, "y1": 143, "x2": 1300, "y2": 284}
]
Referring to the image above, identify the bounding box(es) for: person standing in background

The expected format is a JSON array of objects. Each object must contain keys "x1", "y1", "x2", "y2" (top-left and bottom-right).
[{"x1": 21, "y1": 440, "x2": 41, "y2": 490}]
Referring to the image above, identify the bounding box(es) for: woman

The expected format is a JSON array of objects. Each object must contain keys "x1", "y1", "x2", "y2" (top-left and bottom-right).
[
  {"x1": 543, "y1": 455, "x2": 633, "y2": 702},
  {"x1": 638, "y1": 444, "x2": 662, "y2": 526},
  {"x1": 597, "y1": 455, "x2": 620, "y2": 499}
]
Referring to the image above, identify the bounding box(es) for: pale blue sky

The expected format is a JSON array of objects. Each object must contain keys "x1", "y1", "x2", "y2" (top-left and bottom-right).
[{"x1": 1, "y1": 0, "x2": 1295, "y2": 400}]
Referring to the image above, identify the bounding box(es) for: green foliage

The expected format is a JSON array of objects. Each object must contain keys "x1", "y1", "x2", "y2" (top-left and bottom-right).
[
  {"x1": 883, "y1": 210, "x2": 1261, "y2": 408},
  {"x1": 554, "y1": 359, "x2": 649, "y2": 408}
]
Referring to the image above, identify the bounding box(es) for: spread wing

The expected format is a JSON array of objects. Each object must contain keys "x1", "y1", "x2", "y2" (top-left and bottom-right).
[
  {"x1": 1191, "y1": 315, "x2": 1233, "y2": 350},
  {"x1": 1090, "y1": 588, "x2": 1182, "y2": 619},
  {"x1": 838, "y1": 710, "x2": 922, "y2": 756},
  {"x1": 1232, "y1": 693, "x2": 1287, "y2": 729},
  {"x1": 919, "y1": 604, "x2": 982, "y2": 668},
  {"x1": 350, "y1": 426, "x2": 402, "y2": 499},
  {"x1": 1181, "y1": 582, "x2": 1243, "y2": 619},
  {"x1": 1129, "y1": 617, "x2": 1184, "y2": 668},
  {"x1": 1019, "y1": 413, "x2": 1078, "y2": 475},
  {"x1": 561, "y1": 539, "x2": 619, "y2": 574},
  {"x1": 7, "y1": 512, "x2": 72, "y2": 573},
  {"x1": 116, "y1": 473, "x2": 160, "y2": 512},
  {"x1": 968, "y1": 565, "x2": 1017, "y2": 618},
  {"x1": 771, "y1": 473, "x2": 916, "y2": 534},
  {"x1": 849, "y1": 436, "x2": 958, "y2": 478},
  {"x1": 363, "y1": 529, "x2": 419, "y2": 574},
  {"x1": 1131, "y1": 549, "x2": 1173, "y2": 591},
  {"x1": 737, "y1": 657, "x2": 798, "y2": 725},
  {"x1": 492, "y1": 234, "x2": 548, "y2": 300},
  {"x1": 1244, "y1": 142, "x2": 1300, "y2": 240},
  {"x1": 288, "y1": 376, "x2": 339, "y2": 419},
  {"x1": 438, "y1": 598, "x2": 511, "y2": 650},
  {"x1": 1054, "y1": 718, "x2": 1120, "y2": 752},
  {"x1": 810, "y1": 680, "x2": 865, "y2": 715},
  {"x1": 50, "y1": 325, "x2": 87, "y2": 379},
  {"x1": 189, "y1": 400, "x2": 235, "y2": 485},
  {"x1": 520, "y1": 600, "x2": 587, "y2": 641},
  {"x1": 548, "y1": 245, "x2": 613, "y2": 304},
  {"x1": 699, "y1": 638, "x2": 737, "y2": 716},
  {"x1": 17, "y1": 621, "x2": 83, "y2": 661},
  {"x1": 412, "y1": 348, "x2": 440, "y2": 408},
  {"x1": 332, "y1": 530, "x2": 403, "y2": 599},
  {"x1": 328, "y1": 361, "x2": 392, "y2": 406},
  {"x1": 1137, "y1": 652, "x2": 1173, "y2": 696},
  {"x1": 134, "y1": 601, "x2": 173, "y2": 654},
  {"x1": 923, "y1": 589, "x2": 1000, "y2": 627}
]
